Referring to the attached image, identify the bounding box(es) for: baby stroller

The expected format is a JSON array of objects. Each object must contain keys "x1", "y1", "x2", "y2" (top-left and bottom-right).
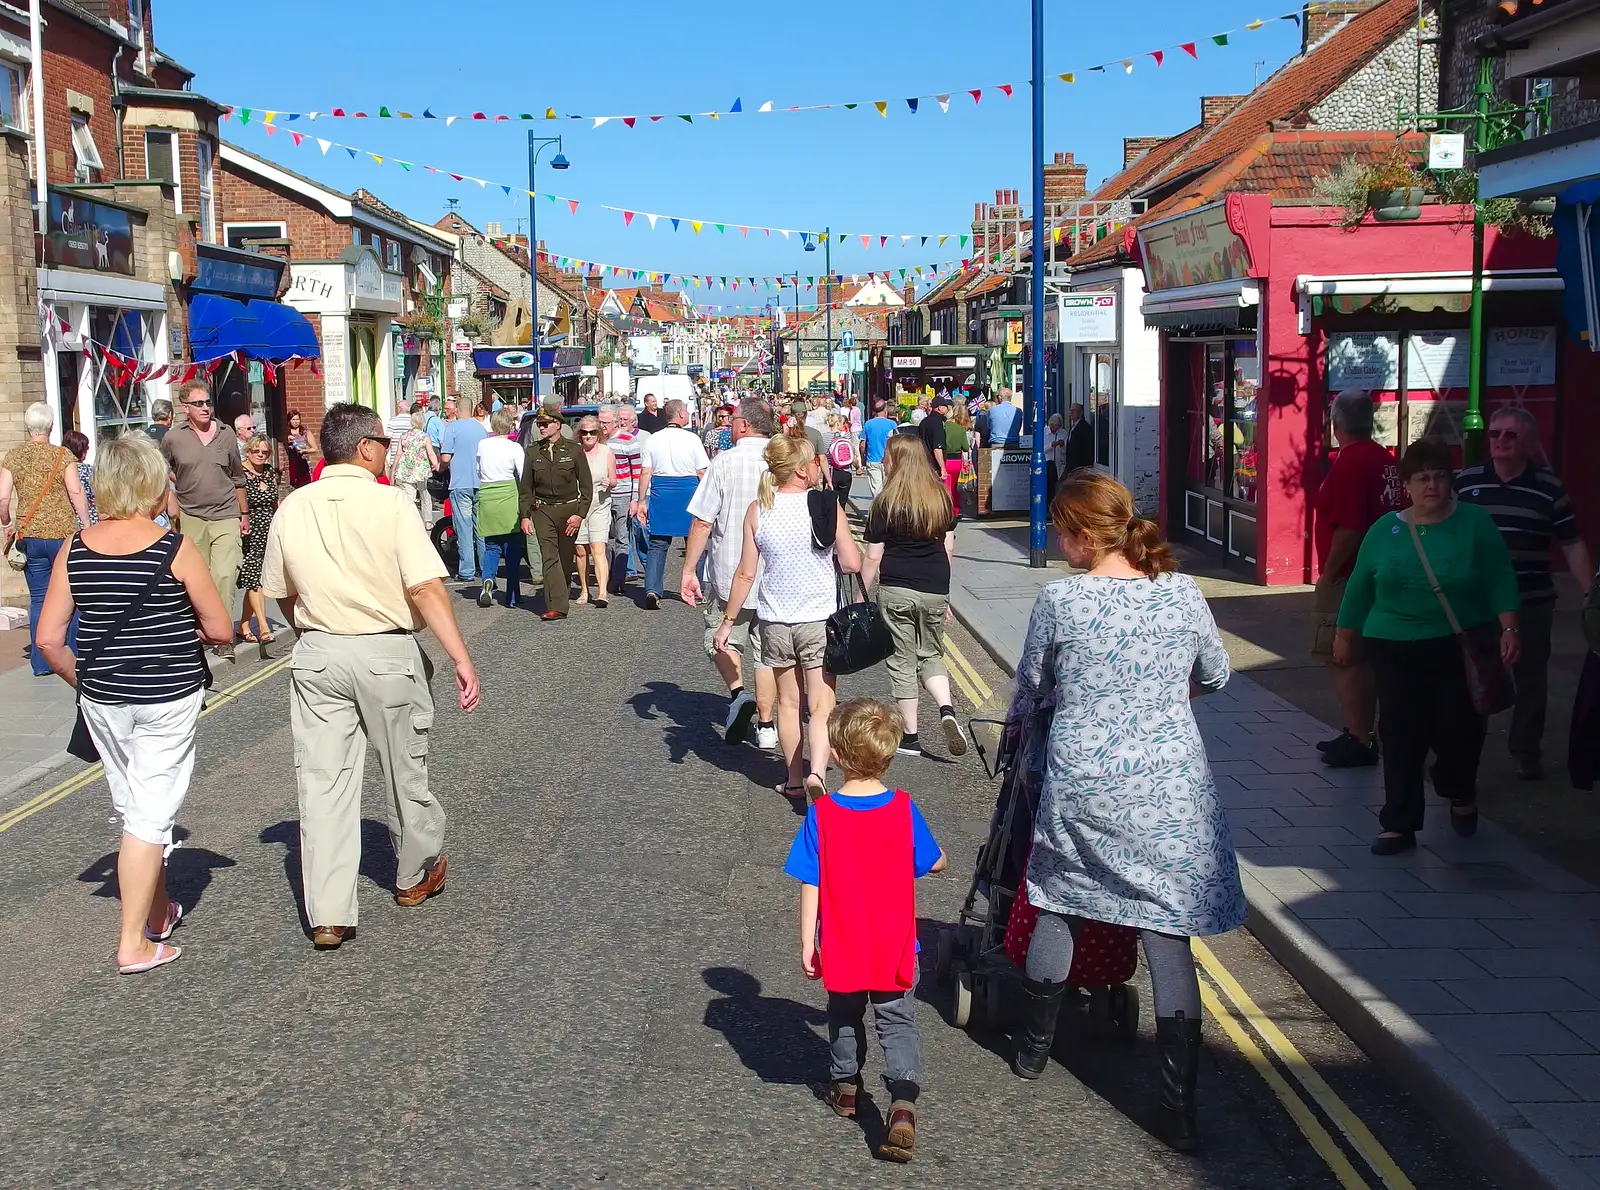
[{"x1": 933, "y1": 690, "x2": 1141, "y2": 1040}]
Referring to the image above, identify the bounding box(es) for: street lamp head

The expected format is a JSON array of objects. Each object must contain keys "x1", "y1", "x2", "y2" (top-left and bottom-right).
[{"x1": 551, "y1": 153, "x2": 570, "y2": 170}]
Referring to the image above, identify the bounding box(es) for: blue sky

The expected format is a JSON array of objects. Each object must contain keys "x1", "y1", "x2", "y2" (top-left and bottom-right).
[{"x1": 159, "y1": 0, "x2": 1304, "y2": 305}]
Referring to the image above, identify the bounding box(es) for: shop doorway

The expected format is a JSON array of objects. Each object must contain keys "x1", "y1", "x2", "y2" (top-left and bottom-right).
[
  {"x1": 351, "y1": 325, "x2": 380, "y2": 411},
  {"x1": 1081, "y1": 351, "x2": 1117, "y2": 470},
  {"x1": 1173, "y1": 337, "x2": 1259, "y2": 573}
]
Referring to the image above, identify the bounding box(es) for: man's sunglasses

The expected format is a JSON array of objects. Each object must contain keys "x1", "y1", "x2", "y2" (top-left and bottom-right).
[
  {"x1": 363, "y1": 435, "x2": 392, "y2": 448},
  {"x1": 183, "y1": 399, "x2": 213, "y2": 408}
]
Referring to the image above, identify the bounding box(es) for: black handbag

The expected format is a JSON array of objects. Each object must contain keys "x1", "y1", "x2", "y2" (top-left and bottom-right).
[
  {"x1": 66, "y1": 533, "x2": 204, "y2": 763},
  {"x1": 426, "y1": 468, "x2": 450, "y2": 502},
  {"x1": 825, "y1": 573, "x2": 895, "y2": 676}
]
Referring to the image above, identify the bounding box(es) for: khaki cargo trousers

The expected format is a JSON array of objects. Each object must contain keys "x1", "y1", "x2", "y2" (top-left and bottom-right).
[{"x1": 289, "y1": 630, "x2": 443, "y2": 927}]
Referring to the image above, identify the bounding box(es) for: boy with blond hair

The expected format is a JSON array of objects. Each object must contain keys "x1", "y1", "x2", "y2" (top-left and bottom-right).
[{"x1": 784, "y1": 698, "x2": 946, "y2": 1162}]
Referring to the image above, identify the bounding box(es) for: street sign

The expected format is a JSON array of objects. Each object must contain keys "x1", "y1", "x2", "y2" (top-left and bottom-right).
[
  {"x1": 450, "y1": 335, "x2": 472, "y2": 354},
  {"x1": 1057, "y1": 294, "x2": 1118, "y2": 344},
  {"x1": 840, "y1": 330, "x2": 854, "y2": 349},
  {"x1": 446, "y1": 300, "x2": 468, "y2": 319},
  {"x1": 1429, "y1": 133, "x2": 1466, "y2": 170}
]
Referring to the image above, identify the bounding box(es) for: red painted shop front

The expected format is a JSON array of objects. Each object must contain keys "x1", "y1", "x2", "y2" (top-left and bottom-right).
[{"x1": 1142, "y1": 194, "x2": 1600, "y2": 585}]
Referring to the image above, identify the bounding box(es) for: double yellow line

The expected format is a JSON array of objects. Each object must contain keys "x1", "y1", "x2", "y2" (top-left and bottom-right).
[
  {"x1": 943, "y1": 636, "x2": 994, "y2": 710},
  {"x1": 1194, "y1": 939, "x2": 1415, "y2": 1190},
  {"x1": 0, "y1": 654, "x2": 293, "y2": 835}
]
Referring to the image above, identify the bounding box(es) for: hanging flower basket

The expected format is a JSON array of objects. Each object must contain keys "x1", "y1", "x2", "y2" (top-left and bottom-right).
[{"x1": 1370, "y1": 187, "x2": 1424, "y2": 222}]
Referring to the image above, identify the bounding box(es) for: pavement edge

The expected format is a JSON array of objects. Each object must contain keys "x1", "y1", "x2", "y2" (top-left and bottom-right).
[{"x1": 947, "y1": 592, "x2": 1586, "y2": 1190}]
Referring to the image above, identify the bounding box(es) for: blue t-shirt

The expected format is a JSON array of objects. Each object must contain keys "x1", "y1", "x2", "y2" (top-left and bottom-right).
[
  {"x1": 783, "y1": 789, "x2": 942, "y2": 886},
  {"x1": 439, "y1": 419, "x2": 489, "y2": 490},
  {"x1": 987, "y1": 401, "x2": 1021, "y2": 447},
  {"x1": 424, "y1": 412, "x2": 445, "y2": 450},
  {"x1": 862, "y1": 417, "x2": 896, "y2": 464}
]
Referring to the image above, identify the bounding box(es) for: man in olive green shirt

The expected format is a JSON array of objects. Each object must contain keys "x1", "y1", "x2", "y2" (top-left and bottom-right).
[{"x1": 519, "y1": 410, "x2": 593, "y2": 620}]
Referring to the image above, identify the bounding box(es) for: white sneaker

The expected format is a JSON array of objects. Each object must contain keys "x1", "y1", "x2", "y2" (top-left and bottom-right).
[
  {"x1": 724, "y1": 690, "x2": 757, "y2": 745},
  {"x1": 941, "y1": 712, "x2": 969, "y2": 757},
  {"x1": 755, "y1": 724, "x2": 779, "y2": 752}
]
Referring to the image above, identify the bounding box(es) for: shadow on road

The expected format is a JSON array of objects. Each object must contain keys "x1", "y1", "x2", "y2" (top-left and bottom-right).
[
  {"x1": 630, "y1": 680, "x2": 787, "y2": 787},
  {"x1": 77, "y1": 826, "x2": 237, "y2": 911},
  {"x1": 260, "y1": 817, "x2": 400, "y2": 934},
  {"x1": 701, "y1": 966, "x2": 828, "y2": 1086}
]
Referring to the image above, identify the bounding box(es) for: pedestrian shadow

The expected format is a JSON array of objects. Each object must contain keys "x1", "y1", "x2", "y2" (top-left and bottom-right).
[
  {"x1": 260, "y1": 817, "x2": 400, "y2": 935},
  {"x1": 77, "y1": 826, "x2": 237, "y2": 912},
  {"x1": 629, "y1": 680, "x2": 787, "y2": 786},
  {"x1": 701, "y1": 966, "x2": 829, "y2": 1086}
]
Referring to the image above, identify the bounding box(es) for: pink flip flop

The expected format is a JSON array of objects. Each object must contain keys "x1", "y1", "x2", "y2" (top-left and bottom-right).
[
  {"x1": 118, "y1": 942, "x2": 181, "y2": 975},
  {"x1": 145, "y1": 902, "x2": 183, "y2": 942}
]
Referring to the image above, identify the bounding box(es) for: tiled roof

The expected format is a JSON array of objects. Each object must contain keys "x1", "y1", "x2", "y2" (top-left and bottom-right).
[
  {"x1": 1090, "y1": 125, "x2": 1207, "y2": 201},
  {"x1": 961, "y1": 274, "x2": 1012, "y2": 299},
  {"x1": 351, "y1": 188, "x2": 410, "y2": 224},
  {"x1": 922, "y1": 267, "x2": 977, "y2": 306},
  {"x1": 1139, "y1": 0, "x2": 1419, "y2": 195}
]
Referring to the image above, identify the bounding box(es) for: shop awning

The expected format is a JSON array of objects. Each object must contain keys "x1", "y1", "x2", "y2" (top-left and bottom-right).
[
  {"x1": 1294, "y1": 270, "x2": 1565, "y2": 331},
  {"x1": 1142, "y1": 279, "x2": 1260, "y2": 331},
  {"x1": 187, "y1": 294, "x2": 321, "y2": 364},
  {"x1": 1555, "y1": 182, "x2": 1600, "y2": 350}
]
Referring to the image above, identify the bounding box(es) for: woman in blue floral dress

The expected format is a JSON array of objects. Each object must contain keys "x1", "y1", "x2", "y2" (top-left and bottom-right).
[{"x1": 1009, "y1": 470, "x2": 1244, "y2": 1152}]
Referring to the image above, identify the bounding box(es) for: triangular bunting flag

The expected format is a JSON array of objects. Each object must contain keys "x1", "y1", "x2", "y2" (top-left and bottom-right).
[
  {"x1": 546, "y1": 108, "x2": 558, "y2": 119},
  {"x1": 423, "y1": 108, "x2": 436, "y2": 118},
  {"x1": 238, "y1": 109, "x2": 251, "y2": 125},
  {"x1": 595, "y1": 117, "x2": 611, "y2": 128},
  {"x1": 290, "y1": 131, "x2": 304, "y2": 146},
  {"x1": 1246, "y1": 18, "x2": 1263, "y2": 29},
  {"x1": 874, "y1": 101, "x2": 888, "y2": 117},
  {"x1": 317, "y1": 138, "x2": 331, "y2": 154},
  {"x1": 671, "y1": 218, "x2": 680, "y2": 231},
  {"x1": 472, "y1": 112, "x2": 486, "y2": 120},
  {"x1": 678, "y1": 114, "x2": 693, "y2": 123},
  {"x1": 759, "y1": 101, "x2": 773, "y2": 112},
  {"x1": 691, "y1": 220, "x2": 703, "y2": 234},
  {"x1": 969, "y1": 89, "x2": 981, "y2": 103},
  {"x1": 1180, "y1": 41, "x2": 1198, "y2": 57},
  {"x1": 569, "y1": 199, "x2": 580, "y2": 215},
  {"x1": 906, "y1": 98, "x2": 918, "y2": 114},
  {"x1": 370, "y1": 154, "x2": 382, "y2": 164},
  {"x1": 844, "y1": 103, "x2": 857, "y2": 110},
  {"x1": 264, "y1": 125, "x2": 277, "y2": 136},
  {"x1": 501, "y1": 185, "x2": 512, "y2": 196},
  {"x1": 861, "y1": 235, "x2": 871, "y2": 249},
  {"x1": 937, "y1": 94, "x2": 951, "y2": 112},
  {"x1": 998, "y1": 84, "x2": 1014, "y2": 97},
  {"x1": 378, "y1": 107, "x2": 391, "y2": 117},
  {"x1": 1150, "y1": 50, "x2": 1164, "y2": 66},
  {"x1": 730, "y1": 97, "x2": 742, "y2": 112},
  {"x1": 1213, "y1": 33, "x2": 1229, "y2": 45},
  {"x1": 1122, "y1": 59, "x2": 1135, "y2": 72},
  {"x1": 623, "y1": 117, "x2": 636, "y2": 128},
  {"x1": 646, "y1": 213, "x2": 659, "y2": 229},
  {"x1": 346, "y1": 147, "x2": 357, "y2": 158},
  {"x1": 1060, "y1": 73, "x2": 1075, "y2": 83},
  {"x1": 445, "y1": 116, "x2": 458, "y2": 126}
]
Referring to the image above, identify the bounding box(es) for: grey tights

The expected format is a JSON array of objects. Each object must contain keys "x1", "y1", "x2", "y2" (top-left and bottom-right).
[{"x1": 1023, "y1": 911, "x2": 1202, "y2": 1019}]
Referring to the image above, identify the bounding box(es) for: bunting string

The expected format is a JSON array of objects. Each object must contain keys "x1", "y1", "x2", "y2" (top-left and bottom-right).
[
  {"x1": 535, "y1": 248, "x2": 970, "y2": 293},
  {"x1": 221, "y1": 10, "x2": 1310, "y2": 131},
  {"x1": 231, "y1": 117, "x2": 977, "y2": 242}
]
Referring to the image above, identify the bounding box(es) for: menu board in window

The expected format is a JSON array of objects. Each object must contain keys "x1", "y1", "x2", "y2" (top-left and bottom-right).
[
  {"x1": 1326, "y1": 332, "x2": 1400, "y2": 392},
  {"x1": 1405, "y1": 331, "x2": 1470, "y2": 391}
]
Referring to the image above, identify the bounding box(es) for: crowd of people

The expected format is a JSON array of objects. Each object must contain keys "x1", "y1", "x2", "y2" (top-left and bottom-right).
[{"x1": 12, "y1": 370, "x2": 1599, "y2": 1166}]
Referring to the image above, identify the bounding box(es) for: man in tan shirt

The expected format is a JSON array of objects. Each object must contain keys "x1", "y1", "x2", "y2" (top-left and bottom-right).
[{"x1": 261, "y1": 402, "x2": 480, "y2": 950}]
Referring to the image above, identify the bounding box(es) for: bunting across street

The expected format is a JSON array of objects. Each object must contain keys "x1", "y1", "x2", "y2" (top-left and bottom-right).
[
  {"x1": 533, "y1": 249, "x2": 971, "y2": 291},
  {"x1": 220, "y1": 9, "x2": 1312, "y2": 131}
]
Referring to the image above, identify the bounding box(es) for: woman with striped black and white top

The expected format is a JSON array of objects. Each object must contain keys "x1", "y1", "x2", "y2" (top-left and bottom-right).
[{"x1": 36, "y1": 434, "x2": 232, "y2": 975}]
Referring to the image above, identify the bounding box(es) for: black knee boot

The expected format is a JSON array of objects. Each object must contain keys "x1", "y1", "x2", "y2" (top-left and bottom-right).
[
  {"x1": 1012, "y1": 977, "x2": 1067, "y2": 1079},
  {"x1": 1156, "y1": 1011, "x2": 1203, "y2": 1150}
]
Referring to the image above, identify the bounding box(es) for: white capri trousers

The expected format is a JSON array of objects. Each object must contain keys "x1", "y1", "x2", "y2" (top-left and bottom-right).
[{"x1": 81, "y1": 687, "x2": 206, "y2": 846}]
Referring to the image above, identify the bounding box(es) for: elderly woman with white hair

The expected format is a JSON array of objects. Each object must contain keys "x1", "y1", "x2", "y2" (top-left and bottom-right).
[
  {"x1": 0, "y1": 402, "x2": 92, "y2": 675},
  {"x1": 36, "y1": 434, "x2": 232, "y2": 973}
]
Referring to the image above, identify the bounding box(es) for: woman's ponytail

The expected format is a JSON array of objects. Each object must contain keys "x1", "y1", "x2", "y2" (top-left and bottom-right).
[{"x1": 1123, "y1": 516, "x2": 1177, "y2": 578}]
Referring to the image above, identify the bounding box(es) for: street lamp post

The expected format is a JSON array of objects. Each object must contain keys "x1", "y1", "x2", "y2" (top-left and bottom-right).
[
  {"x1": 526, "y1": 133, "x2": 569, "y2": 405},
  {"x1": 1028, "y1": 0, "x2": 1049, "y2": 567}
]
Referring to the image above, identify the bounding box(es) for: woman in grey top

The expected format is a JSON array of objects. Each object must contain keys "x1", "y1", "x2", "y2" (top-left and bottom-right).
[{"x1": 1008, "y1": 471, "x2": 1243, "y2": 1153}]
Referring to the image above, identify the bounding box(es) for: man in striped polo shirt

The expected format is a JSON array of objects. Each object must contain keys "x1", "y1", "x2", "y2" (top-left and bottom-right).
[
  {"x1": 605, "y1": 404, "x2": 650, "y2": 594},
  {"x1": 1456, "y1": 407, "x2": 1593, "y2": 780}
]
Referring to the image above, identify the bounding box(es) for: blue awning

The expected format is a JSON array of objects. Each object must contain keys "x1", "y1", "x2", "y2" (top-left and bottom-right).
[{"x1": 188, "y1": 294, "x2": 321, "y2": 364}]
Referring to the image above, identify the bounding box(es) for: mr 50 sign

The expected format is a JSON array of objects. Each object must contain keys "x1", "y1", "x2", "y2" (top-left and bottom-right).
[{"x1": 1056, "y1": 294, "x2": 1118, "y2": 343}]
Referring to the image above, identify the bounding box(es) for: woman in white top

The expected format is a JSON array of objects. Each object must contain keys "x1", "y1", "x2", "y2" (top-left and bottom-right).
[
  {"x1": 573, "y1": 414, "x2": 618, "y2": 608},
  {"x1": 716, "y1": 431, "x2": 861, "y2": 803},
  {"x1": 475, "y1": 406, "x2": 527, "y2": 608}
]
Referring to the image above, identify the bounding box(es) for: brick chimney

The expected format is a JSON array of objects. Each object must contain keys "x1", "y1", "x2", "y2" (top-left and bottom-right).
[
  {"x1": 1122, "y1": 136, "x2": 1169, "y2": 168},
  {"x1": 1201, "y1": 95, "x2": 1247, "y2": 128},
  {"x1": 1044, "y1": 151, "x2": 1089, "y2": 205},
  {"x1": 1303, "y1": 1, "x2": 1383, "y2": 53},
  {"x1": 903, "y1": 279, "x2": 916, "y2": 306}
]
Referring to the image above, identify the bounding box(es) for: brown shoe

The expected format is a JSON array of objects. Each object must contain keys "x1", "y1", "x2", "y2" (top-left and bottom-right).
[
  {"x1": 395, "y1": 855, "x2": 447, "y2": 907},
  {"x1": 311, "y1": 925, "x2": 351, "y2": 950},
  {"x1": 878, "y1": 1102, "x2": 916, "y2": 1163},
  {"x1": 824, "y1": 1080, "x2": 859, "y2": 1119},
  {"x1": 540, "y1": 610, "x2": 567, "y2": 621}
]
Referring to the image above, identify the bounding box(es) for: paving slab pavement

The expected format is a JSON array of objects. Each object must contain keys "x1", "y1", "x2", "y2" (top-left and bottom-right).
[{"x1": 946, "y1": 516, "x2": 1600, "y2": 1190}]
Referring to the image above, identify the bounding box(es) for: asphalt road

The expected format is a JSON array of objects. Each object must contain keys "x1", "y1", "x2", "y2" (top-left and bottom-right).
[{"x1": 0, "y1": 579, "x2": 1498, "y2": 1189}]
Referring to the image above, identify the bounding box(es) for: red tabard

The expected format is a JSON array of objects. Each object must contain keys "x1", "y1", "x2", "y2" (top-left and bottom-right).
[{"x1": 816, "y1": 791, "x2": 918, "y2": 994}]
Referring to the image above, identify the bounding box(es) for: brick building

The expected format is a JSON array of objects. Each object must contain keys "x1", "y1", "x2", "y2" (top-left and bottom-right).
[{"x1": 216, "y1": 141, "x2": 453, "y2": 439}]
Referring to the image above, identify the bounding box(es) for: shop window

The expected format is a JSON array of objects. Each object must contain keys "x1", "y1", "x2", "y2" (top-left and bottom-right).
[
  {"x1": 144, "y1": 130, "x2": 180, "y2": 211},
  {"x1": 88, "y1": 306, "x2": 156, "y2": 438},
  {"x1": 1084, "y1": 352, "x2": 1117, "y2": 470},
  {"x1": 224, "y1": 221, "x2": 286, "y2": 249},
  {"x1": 71, "y1": 113, "x2": 103, "y2": 183},
  {"x1": 1191, "y1": 343, "x2": 1226, "y2": 489},
  {"x1": 1230, "y1": 342, "x2": 1259, "y2": 504},
  {"x1": 0, "y1": 61, "x2": 22, "y2": 129},
  {"x1": 195, "y1": 139, "x2": 215, "y2": 243},
  {"x1": 385, "y1": 238, "x2": 401, "y2": 272}
]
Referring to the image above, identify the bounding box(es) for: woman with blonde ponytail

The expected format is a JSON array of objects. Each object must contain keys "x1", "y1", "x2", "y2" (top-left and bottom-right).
[
  {"x1": 1005, "y1": 470, "x2": 1244, "y2": 1156},
  {"x1": 717, "y1": 432, "x2": 862, "y2": 804}
]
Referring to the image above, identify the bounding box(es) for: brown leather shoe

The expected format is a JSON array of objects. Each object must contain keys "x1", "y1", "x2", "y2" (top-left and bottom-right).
[
  {"x1": 540, "y1": 610, "x2": 567, "y2": 621},
  {"x1": 878, "y1": 1102, "x2": 916, "y2": 1163},
  {"x1": 395, "y1": 855, "x2": 447, "y2": 907},
  {"x1": 311, "y1": 925, "x2": 351, "y2": 949},
  {"x1": 824, "y1": 1080, "x2": 859, "y2": 1119}
]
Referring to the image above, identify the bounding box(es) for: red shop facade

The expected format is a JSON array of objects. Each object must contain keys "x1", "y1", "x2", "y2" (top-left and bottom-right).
[{"x1": 1140, "y1": 193, "x2": 1600, "y2": 585}]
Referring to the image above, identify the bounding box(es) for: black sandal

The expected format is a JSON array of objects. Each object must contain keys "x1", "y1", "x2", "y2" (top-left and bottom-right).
[{"x1": 774, "y1": 783, "x2": 806, "y2": 801}]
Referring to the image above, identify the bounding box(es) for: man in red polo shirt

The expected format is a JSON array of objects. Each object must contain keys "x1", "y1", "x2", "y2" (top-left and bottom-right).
[{"x1": 1312, "y1": 390, "x2": 1403, "y2": 768}]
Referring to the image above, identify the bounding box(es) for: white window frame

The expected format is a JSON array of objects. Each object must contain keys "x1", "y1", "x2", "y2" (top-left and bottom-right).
[
  {"x1": 127, "y1": 0, "x2": 148, "y2": 73},
  {"x1": 143, "y1": 128, "x2": 181, "y2": 212},
  {"x1": 0, "y1": 59, "x2": 22, "y2": 130},
  {"x1": 222, "y1": 221, "x2": 286, "y2": 249},
  {"x1": 70, "y1": 113, "x2": 103, "y2": 183},
  {"x1": 195, "y1": 139, "x2": 215, "y2": 243},
  {"x1": 385, "y1": 238, "x2": 401, "y2": 271}
]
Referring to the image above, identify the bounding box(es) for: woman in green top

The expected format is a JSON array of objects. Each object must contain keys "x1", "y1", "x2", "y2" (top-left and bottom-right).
[
  {"x1": 943, "y1": 402, "x2": 972, "y2": 503},
  {"x1": 1335, "y1": 438, "x2": 1520, "y2": 855}
]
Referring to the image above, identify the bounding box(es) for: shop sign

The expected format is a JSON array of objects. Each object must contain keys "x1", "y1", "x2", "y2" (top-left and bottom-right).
[
  {"x1": 955, "y1": 356, "x2": 977, "y2": 368},
  {"x1": 1327, "y1": 332, "x2": 1400, "y2": 391},
  {"x1": 1057, "y1": 294, "x2": 1118, "y2": 343},
  {"x1": 1485, "y1": 326, "x2": 1557, "y2": 387},
  {"x1": 1006, "y1": 320, "x2": 1025, "y2": 355},
  {"x1": 1406, "y1": 331, "x2": 1470, "y2": 391},
  {"x1": 451, "y1": 335, "x2": 472, "y2": 354},
  {"x1": 989, "y1": 449, "x2": 1034, "y2": 512},
  {"x1": 1139, "y1": 202, "x2": 1251, "y2": 292},
  {"x1": 417, "y1": 376, "x2": 434, "y2": 393},
  {"x1": 193, "y1": 251, "x2": 281, "y2": 299},
  {"x1": 446, "y1": 299, "x2": 468, "y2": 319},
  {"x1": 891, "y1": 355, "x2": 921, "y2": 369},
  {"x1": 495, "y1": 350, "x2": 535, "y2": 369},
  {"x1": 1428, "y1": 133, "x2": 1466, "y2": 171},
  {"x1": 322, "y1": 328, "x2": 349, "y2": 404},
  {"x1": 353, "y1": 253, "x2": 383, "y2": 300},
  {"x1": 44, "y1": 191, "x2": 134, "y2": 275},
  {"x1": 291, "y1": 270, "x2": 335, "y2": 301}
]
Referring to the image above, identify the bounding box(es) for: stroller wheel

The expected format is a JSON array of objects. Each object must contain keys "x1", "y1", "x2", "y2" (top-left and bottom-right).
[
  {"x1": 953, "y1": 968, "x2": 974, "y2": 1030},
  {"x1": 1111, "y1": 983, "x2": 1141, "y2": 1040},
  {"x1": 933, "y1": 931, "x2": 954, "y2": 985}
]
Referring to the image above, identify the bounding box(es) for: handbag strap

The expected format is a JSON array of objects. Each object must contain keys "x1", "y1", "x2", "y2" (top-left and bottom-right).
[
  {"x1": 1405, "y1": 515, "x2": 1465, "y2": 636},
  {"x1": 13, "y1": 447, "x2": 70, "y2": 541},
  {"x1": 74, "y1": 532, "x2": 184, "y2": 688}
]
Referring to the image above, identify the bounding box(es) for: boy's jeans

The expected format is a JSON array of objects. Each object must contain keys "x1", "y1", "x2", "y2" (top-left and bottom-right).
[{"x1": 826, "y1": 962, "x2": 921, "y2": 1102}]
